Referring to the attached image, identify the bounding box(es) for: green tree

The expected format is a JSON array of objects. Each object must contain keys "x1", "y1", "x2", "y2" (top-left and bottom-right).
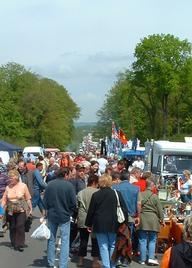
[
  {"x1": 96, "y1": 34, "x2": 192, "y2": 143},
  {"x1": 96, "y1": 73, "x2": 147, "y2": 143},
  {"x1": 131, "y1": 34, "x2": 192, "y2": 138},
  {"x1": 0, "y1": 62, "x2": 80, "y2": 148}
]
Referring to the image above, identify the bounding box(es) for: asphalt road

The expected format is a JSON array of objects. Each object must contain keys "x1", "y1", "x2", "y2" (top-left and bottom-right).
[{"x1": 0, "y1": 210, "x2": 162, "y2": 268}]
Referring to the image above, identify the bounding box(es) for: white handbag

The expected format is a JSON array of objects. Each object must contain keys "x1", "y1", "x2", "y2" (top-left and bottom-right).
[{"x1": 114, "y1": 189, "x2": 125, "y2": 223}]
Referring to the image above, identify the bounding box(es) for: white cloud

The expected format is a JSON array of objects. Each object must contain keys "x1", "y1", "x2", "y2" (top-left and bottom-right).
[{"x1": 1, "y1": 0, "x2": 192, "y2": 122}]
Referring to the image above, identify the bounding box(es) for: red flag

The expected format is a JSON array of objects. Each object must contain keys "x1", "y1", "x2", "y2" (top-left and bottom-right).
[{"x1": 118, "y1": 129, "x2": 128, "y2": 144}]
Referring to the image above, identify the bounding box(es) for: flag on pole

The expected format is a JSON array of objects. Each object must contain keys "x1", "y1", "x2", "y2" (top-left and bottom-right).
[
  {"x1": 118, "y1": 129, "x2": 128, "y2": 145},
  {"x1": 111, "y1": 121, "x2": 119, "y2": 140}
]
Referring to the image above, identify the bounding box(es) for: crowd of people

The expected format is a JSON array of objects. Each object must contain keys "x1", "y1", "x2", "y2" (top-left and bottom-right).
[{"x1": 0, "y1": 151, "x2": 192, "y2": 268}]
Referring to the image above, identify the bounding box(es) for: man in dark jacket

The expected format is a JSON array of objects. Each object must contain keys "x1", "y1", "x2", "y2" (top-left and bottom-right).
[
  {"x1": 43, "y1": 168, "x2": 76, "y2": 268},
  {"x1": 17, "y1": 160, "x2": 34, "y2": 196}
]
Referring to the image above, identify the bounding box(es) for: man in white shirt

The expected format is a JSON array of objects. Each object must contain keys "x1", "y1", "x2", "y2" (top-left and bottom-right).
[
  {"x1": 132, "y1": 156, "x2": 145, "y2": 170},
  {"x1": 97, "y1": 155, "x2": 109, "y2": 174}
]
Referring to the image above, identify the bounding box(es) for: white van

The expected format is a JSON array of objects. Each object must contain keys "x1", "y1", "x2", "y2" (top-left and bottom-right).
[
  {"x1": 0, "y1": 151, "x2": 10, "y2": 164},
  {"x1": 23, "y1": 146, "x2": 44, "y2": 162}
]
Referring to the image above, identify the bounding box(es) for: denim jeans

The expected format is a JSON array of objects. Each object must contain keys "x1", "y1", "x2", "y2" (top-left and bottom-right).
[
  {"x1": 181, "y1": 194, "x2": 192, "y2": 203},
  {"x1": 138, "y1": 230, "x2": 157, "y2": 262},
  {"x1": 47, "y1": 220, "x2": 70, "y2": 268},
  {"x1": 32, "y1": 190, "x2": 45, "y2": 213},
  {"x1": 96, "y1": 232, "x2": 116, "y2": 268}
]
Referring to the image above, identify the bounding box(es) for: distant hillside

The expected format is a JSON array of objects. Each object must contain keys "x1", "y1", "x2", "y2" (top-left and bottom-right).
[{"x1": 74, "y1": 122, "x2": 97, "y2": 128}]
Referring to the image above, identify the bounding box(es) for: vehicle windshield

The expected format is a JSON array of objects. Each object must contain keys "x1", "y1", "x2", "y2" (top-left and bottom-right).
[{"x1": 163, "y1": 155, "x2": 192, "y2": 173}]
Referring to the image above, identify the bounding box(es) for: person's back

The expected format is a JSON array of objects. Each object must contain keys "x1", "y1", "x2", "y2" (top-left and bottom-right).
[
  {"x1": 44, "y1": 178, "x2": 76, "y2": 223},
  {"x1": 97, "y1": 155, "x2": 108, "y2": 174},
  {"x1": 112, "y1": 172, "x2": 140, "y2": 218},
  {"x1": 43, "y1": 168, "x2": 76, "y2": 268},
  {"x1": 76, "y1": 174, "x2": 100, "y2": 267},
  {"x1": 112, "y1": 170, "x2": 140, "y2": 262},
  {"x1": 170, "y1": 242, "x2": 192, "y2": 268}
]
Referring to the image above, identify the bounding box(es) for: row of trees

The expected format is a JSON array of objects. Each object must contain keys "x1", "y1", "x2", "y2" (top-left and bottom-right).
[
  {"x1": 95, "y1": 34, "x2": 192, "y2": 144},
  {"x1": 0, "y1": 62, "x2": 80, "y2": 149}
]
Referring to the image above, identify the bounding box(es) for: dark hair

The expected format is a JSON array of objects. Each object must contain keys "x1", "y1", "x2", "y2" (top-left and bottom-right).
[
  {"x1": 18, "y1": 160, "x2": 27, "y2": 166},
  {"x1": 55, "y1": 167, "x2": 70, "y2": 178},
  {"x1": 87, "y1": 174, "x2": 99, "y2": 186},
  {"x1": 90, "y1": 160, "x2": 99, "y2": 166},
  {"x1": 120, "y1": 170, "x2": 129, "y2": 181},
  {"x1": 111, "y1": 171, "x2": 120, "y2": 181},
  {"x1": 36, "y1": 162, "x2": 43, "y2": 168},
  {"x1": 75, "y1": 164, "x2": 85, "y2": 171},
  {"x1": 38, "y1": 155, "x2": 44, "y2": 161},
  {"x1": 117, "y1": 160, "x2": 125, "y2": 166}
]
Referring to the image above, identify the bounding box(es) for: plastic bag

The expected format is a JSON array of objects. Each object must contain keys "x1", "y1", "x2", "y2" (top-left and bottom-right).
[{"x1": 31, "y1": 222, "x2": 50, "y2": 240}]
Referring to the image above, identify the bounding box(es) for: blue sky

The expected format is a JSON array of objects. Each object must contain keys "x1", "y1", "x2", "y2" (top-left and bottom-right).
[{"x1": 0, "y1": 0, "x2": 192, "y2": 122}]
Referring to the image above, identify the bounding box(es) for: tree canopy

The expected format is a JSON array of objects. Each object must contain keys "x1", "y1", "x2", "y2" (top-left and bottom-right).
[
  {"x1": 96, "y1": 34, "x2": 192, "y2": 143},
  {"x1": 0, "y1": 62, "x2": 80, "y2": 149}
]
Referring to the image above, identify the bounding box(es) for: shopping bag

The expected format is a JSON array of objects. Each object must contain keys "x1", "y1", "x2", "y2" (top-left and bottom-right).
[
  {"x1": 31, "y1": 222, "x2": 50, "y2": 240},
  {"x1": 25, "y1": 215, "x2": 33, "y2": 232}
]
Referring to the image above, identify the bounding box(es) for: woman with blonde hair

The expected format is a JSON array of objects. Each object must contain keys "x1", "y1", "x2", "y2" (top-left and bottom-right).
[
  {"x1": 1, "y1": 169, "x2": 32, "y2": 251},
  {"x1": 85, "y1": 174, "x2": 127, "y2": 268},
  {"x1": 160, "y1": 215, "x2": 192, "y2": 268}
]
